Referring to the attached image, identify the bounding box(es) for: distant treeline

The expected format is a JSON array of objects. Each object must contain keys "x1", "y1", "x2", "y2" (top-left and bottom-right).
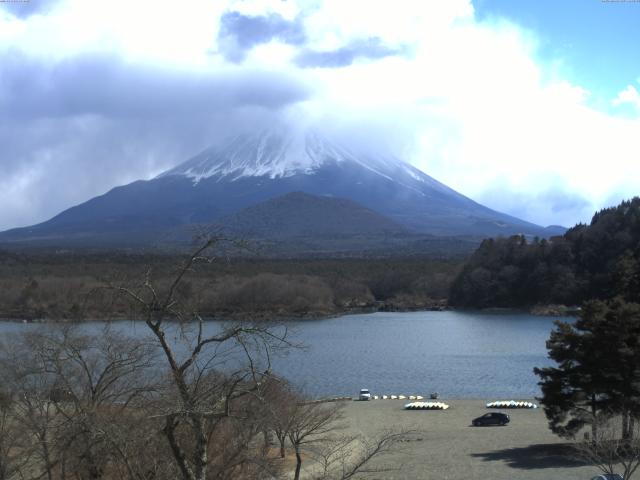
[
  {"x1": 449, "y1": 197, "x2": 640, "y2": 308},
  {"x1": 0, "y1": 252, "x2": 461, "y2": 321}
]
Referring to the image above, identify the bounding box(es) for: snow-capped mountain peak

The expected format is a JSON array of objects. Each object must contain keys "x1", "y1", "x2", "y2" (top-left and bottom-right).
[{"x1": 157, "y1": 128, "x2": 409, "y2": 184}]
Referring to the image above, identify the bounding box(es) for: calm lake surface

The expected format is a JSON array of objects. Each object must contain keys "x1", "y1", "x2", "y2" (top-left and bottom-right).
[{"x1": 0, "y1": 310, "x2": 563, "y2": 399}]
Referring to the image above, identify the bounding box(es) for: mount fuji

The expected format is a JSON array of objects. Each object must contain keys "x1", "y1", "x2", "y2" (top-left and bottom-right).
[{"x1": 0, "y1": 128, "x2": 564, "y2": 253}]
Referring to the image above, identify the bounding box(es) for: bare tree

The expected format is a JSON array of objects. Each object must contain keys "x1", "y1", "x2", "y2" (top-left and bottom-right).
[
  {"x1": 0, "y1": 389, "x2": 34, "y2": 480},
  {"x1": 260, "y1": 379, "x2": 418, "y2": 480},
  {"x1": 0, "y1": 325, "x2": 162, "y2": 480},
  {"x1": 33, "y1": 327, "x2": 158, "y2": 480},
  {"x1": 5, "y1": 370, "x2": 62, "y2": 480},
  {"x1": 287, "y1": 400, "x2": 346, "y2": 480},
  {"x1": 575, "y1": 413, "x2": 640, "y2": 479},
  {"x1": 260, "y1": 376, "x2": 298, "y2": 459},
  {"x1": 110, "y1": 237, "x2": 292, "y2": 480},
  {"x1": 0, "y1": 332, "x2": 61, "y2": 480},
  {"x1": 310, "y1": 429, "x2": 416, "y2": 480}
]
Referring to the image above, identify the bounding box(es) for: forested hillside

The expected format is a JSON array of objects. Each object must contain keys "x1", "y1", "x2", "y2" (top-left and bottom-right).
[
  {"x1": 0, "y1": 252, "x2": 459, "y2": 321},
  {"x1": 449, "y1": 197, "x2": 640, "y2": 308}
]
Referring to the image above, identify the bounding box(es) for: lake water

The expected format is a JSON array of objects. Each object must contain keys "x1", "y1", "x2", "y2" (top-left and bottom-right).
[
  {"x1": 0, "y1": 310, "x2": 564, "y2": 400},
  {"x1": 277, "y1": 310, "x2": 563, "y2": 399}
]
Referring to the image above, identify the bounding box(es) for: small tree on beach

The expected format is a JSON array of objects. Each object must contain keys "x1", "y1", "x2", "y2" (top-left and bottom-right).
[
  {"x1": 288, "y1": 400, "x2": 345, "y2": 480},
  {"x1": 261, "y1": 376, "x2": 299, "y2": 459},
  {"x1": 309, "y1": 429, "x2": 414, "y2": 480}
]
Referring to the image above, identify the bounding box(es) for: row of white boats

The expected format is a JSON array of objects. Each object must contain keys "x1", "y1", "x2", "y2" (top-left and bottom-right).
[
  {"x1": 404, "y1": 401, "x2": 450, "y2": 410},
  {"x1": 403, "y1": 400, "x2": 538, "y2": 411},
  {"x1": 368, "y1": 395, "x2": 425, "y2": 400},
  {"x1": 486, "y1": 400, "x2": 538, "y2": 409},
  {"x1": 360, "y1": 393, "x2": 537, "y2": 410}
]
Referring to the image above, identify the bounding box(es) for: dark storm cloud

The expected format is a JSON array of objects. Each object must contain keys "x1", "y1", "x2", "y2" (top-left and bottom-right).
[
  {"x1": 0, "y1": 0, "x2": 60, "y2": 19},
  {"x1": 0, "y1": 51, "x2": 310, "y2": 230},
  {"x1": 0, "y1": 52, "x2": 310, "y2": 120},
  {"x1": 217, "y1": 12, "x2": 306, "y2": 63},
  {"x1": 294, "y1": 37, "x2": 405, "y2": 68}
]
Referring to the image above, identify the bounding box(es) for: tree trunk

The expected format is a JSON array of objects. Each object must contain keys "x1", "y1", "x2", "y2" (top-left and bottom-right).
[
  {"x1": 38, "y1": 414, "x2": 57, "y2": 480},
  {"x1": 293, "y1": 446, "x2": 302, "y2": 480},
  {"x1": 622, "y1": 408, "x2": 630, "y2": 440},
  {"x1": 192, "y1": 417, "x2": 208, "y2": 480},
  {"x1": 591, "y1": 394, "x2": 598, "y2": 440},
  {"x1": 42, "y1": 437, "x2": 54, "y2": 480},
  {"x1": 61, "y1": 451, "x2": 68, "y2": 480},
  {"x1": 83, "y1": 448, "x2": 103, "y2": 480},
  {"x1": 280, "y1": 437, "x2": 286, "y2": 458},
  {"x1": 262, "y1": 430, "x2": 270, "y2": 454},
  {"x1": 164, "y1": 417, "x2": 195, "y2": 480}
]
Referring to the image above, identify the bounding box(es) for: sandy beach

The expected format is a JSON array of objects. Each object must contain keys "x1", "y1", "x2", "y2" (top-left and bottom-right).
[{"x1": 330, "y1": 399, "x2": 601, "y2": 480}]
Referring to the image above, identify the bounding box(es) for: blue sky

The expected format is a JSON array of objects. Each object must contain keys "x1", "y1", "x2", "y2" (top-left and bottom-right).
[
  {"x1": 475, "y1": 0, "x2": 640, "y2": 113},
  {"x1": 0, "y1": 0, "x2": 638, "y2": 231}
]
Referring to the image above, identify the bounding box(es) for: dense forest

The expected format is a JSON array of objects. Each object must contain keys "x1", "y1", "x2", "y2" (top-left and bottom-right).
[
  {"x1": 0, "y1": 251, "x2": 460, "y2": 321},
  {"x1": 449, "y1": 197, "x2": 640, "y2": 308}
]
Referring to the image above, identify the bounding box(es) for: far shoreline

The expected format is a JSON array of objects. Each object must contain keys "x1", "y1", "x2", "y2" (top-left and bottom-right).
[{"x1": 0, "y1": 302, "x2": 579, "y2": 323}]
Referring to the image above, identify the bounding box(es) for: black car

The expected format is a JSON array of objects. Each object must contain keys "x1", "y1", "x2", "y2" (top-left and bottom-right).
[{"x1": 472, "y1": 412, "x2": 510, "y2": 426}]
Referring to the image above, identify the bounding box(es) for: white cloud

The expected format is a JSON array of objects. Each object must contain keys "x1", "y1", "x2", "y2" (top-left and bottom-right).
[
  {"x1": 302, "y1": 0, "x2": 473, "y2": 48},
  {"x1": 0, "y1": 0, "x2": 228, "y2": 67},
  {"x1": 290, "y1": 3, "x2": 640, "y2": 226},
  {"x1": 613, "y1": 83, "x2": 640, "y2": 109}
]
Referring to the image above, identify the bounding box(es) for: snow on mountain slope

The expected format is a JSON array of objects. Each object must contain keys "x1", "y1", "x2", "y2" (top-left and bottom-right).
[
  {"x1": 159, "y1": 129, "x2": 318, "y2": 181},
  {"x1": 157, "y1": 128, "x2": 458, "y2": 198}
]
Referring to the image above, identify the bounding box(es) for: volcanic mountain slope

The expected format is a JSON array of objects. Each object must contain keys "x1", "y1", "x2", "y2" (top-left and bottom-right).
[
  {"x1": 214, "y1": 191, "x2": 435, "y2": 257},
  {"x1": 0, "y1": 128, "x2": 563, "y2": 249},
  {"x1": 220, "y1": 191, "x2": 406, "y2": 238}
]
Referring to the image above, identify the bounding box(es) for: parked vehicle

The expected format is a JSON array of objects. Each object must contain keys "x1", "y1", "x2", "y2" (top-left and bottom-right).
[
  {"x1": 359, "y1": 389, "x2": 371, "y2": 401},
  {"x1": 472, "y1": 412, "x2": 510, "y2": 426},
  {"x1": 590, "y1": 474, "x2": 623, "y2": 480}
]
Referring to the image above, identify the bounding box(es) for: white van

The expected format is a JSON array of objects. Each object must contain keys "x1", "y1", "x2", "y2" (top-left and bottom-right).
[{"x1": 359, "y1": 389, "x2": 371, "y2": 401}]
